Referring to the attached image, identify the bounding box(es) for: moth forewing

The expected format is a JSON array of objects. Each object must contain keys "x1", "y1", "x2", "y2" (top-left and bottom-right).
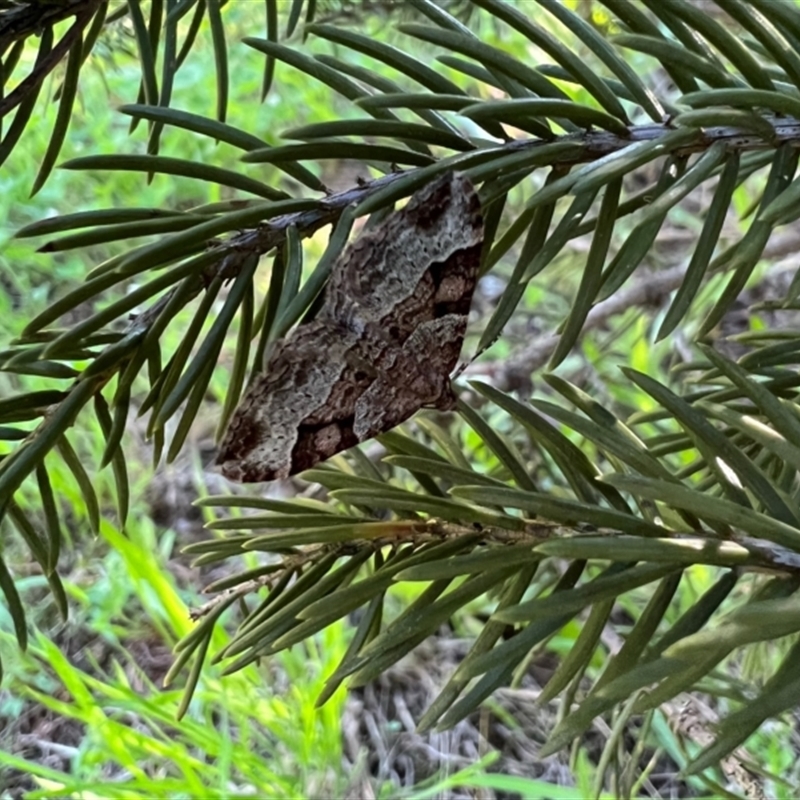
[{"x1": 217, "y1": 172, "x2": 484, "y2": 482}]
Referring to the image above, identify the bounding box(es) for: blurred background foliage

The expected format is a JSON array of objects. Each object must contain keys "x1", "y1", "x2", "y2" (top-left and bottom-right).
[{"x1": 2, "y1": 0, "x2": 800, "y2": 797}]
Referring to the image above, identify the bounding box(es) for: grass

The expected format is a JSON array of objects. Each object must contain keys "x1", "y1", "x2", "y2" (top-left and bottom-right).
[
  {"x1": 2, "y1": 4, "x2": 800, "y2": 798},
  {"x1": 0, "y1": 12, "x2": 355, "y2": 797},
  {"x1": 0, "y1": 514, "x2": 351, "y2": 799}
]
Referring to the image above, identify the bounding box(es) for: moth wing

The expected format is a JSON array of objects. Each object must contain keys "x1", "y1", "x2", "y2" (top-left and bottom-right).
[
  {"x1": 217, "y1": 321, "x2": 357, "y2": 481},
  {"x1": 219, "y1": 172, "x2": 484, "y2": 482},
  {"x1": 353, "y1": 314, "x2": 465, "y2": 442},
  {"x1": 324, "y1": 172, "x2": 483, "y2": 336}
]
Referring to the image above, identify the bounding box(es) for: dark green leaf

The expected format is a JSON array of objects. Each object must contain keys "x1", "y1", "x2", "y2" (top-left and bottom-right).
[
  {"x1": 273, "y1": 206, "x2": 356, "y2": 340},
  {"x1": 127, "y1": 0, "x2": 159, "y2": 106},
  {"x1": 533, "y1": 0, "x2": 664, "y2": 120},
  {"x1": 0, "y1": 380, "x2": 98, "y2": 514},
  {"x1": 243, "y1": 141, "x2": 434, "y2": 167},
  {"x1": 456, "y1": 399, "x2": 538, "y2": 492},
  {"x1": 399, "y1": 24, "x2": 567, "y2": 111},
  {"x1": 604, "y1": 473, "x2": 800, "y2": 550},
  {"x1": 118, "y1": 104, "x2": 322, "y2": 190},
  {"x1": 449, "y1": 485, "x2": 665, "y2": 537},
  {"x1": 494, "y1": 562, "x2": 679, "y2": 625},
  {"x1": 35, "y1": 464, "x2": 61, "y2": 574},
  {"x1": 31, "y1": 30, "x2": 83, "y2": 195},
  {"x1": 307, "y1": 23, "x2": 465, "y2": 97},
  {"x1": 282, "y1": 119, "x2": 469, "y2": 152},
  {"x1": 0, "y1": 553, "x2": 26, "y2": 650},
  {"x1": 611, "y1": 33, "x2": 737, "y2": 89},
  {"x1": 461, "y1": 99, "x2": 628, "y2": 136},
  {"x1": 261, "y1": 0, "x2": 277, "y2": 99},
  {"x1": 157, "y1": 256, "x2": 258, "y2": 428},
  {"x1": 550, "y1": 177, "x2": 621, "y2": 367},
  {"x1": 205, "y1": 0, "x2": 227, "y2": 122},
  {"x1": 658, "y1": 152, "x2": 740, "y2": 339},
  {"x1": 624, "y1": 368, "x2": 800, "y2": 526},
  {"x1": 94, "y1": 392, "x2": 129, "y2": 526},
  {"x1": 56, "y1": 435, "x2": 100, "y2": 535},
  {"x1": 0, "y1": 26, "x2": 53, "y2": 171},
  {"x1": 61, "y1": 155, "x2": 287, "y2": 201}
]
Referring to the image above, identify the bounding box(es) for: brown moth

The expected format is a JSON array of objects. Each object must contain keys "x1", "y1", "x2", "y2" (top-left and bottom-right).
[{"x1": 217, "y1": 171, "x2": 484, "y2": 482}]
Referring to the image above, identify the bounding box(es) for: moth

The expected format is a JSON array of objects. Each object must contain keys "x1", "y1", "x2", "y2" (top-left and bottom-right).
[{"x1": 217, "y1": 171, "x2": 484, "y2": 482}]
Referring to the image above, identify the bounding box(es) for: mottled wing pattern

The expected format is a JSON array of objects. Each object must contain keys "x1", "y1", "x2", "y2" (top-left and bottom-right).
[
  {"x1": 216, "y1": 321, "x2": 348, "y2": 481},
  {"x1": 324, "y1": 172, "x2": 483, "y2": 336},
  {"x1": 217, "y1": 172, "x2": 484, "y2": 482}
]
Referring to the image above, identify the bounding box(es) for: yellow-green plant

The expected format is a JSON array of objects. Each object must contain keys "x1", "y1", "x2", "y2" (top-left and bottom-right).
[{"x1": 3, "y1": 0, "x2": 800, "y2": 785}]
